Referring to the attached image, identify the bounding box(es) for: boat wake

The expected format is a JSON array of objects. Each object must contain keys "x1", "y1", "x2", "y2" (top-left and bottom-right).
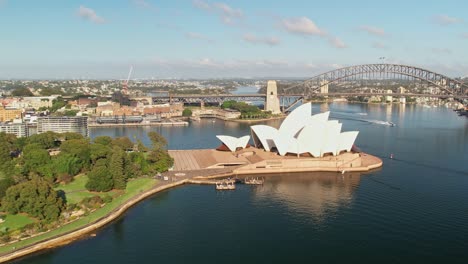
[
  {"x1": 366, "y1": 120, "x2": 396, "y2": 126},
  {"x1": 330, "y1": 112, "x2": 395, "y2": 127}
]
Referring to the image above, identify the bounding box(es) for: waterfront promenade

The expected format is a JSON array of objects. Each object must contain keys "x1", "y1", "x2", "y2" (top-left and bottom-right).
[
  {"x1": 0, "y1": 147, "x2": 381, "y2": 263},
  {"x1": 168, "y1": 148, "x2": 382, "y2": 177}
]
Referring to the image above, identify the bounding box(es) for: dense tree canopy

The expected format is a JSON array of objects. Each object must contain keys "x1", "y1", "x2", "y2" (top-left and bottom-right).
[
  {"x1": 28, "y1": 132, "x2": 59, "y2": 149},
  {"x1": 85, "y1": 159, "x2": 113, "y2": 192},
  {"x1": 94, "y1": 136, "x2": 113, "y2": 146},
  {"x1": 39, "y1": 87, "x2": 63, "y2": 96},
  {"x1": 11, "y1": 87, "x2": 33, "y2": 97},
  {"x1": 221, "y1": 100, "x2": 266, "y2": 117},
  {"x1": 0, "y1": 131, "x2": 173, "y2": 226},
  {"x1": 147, "y1": 131, "x2": 173, "y2": 173},
  {"x1": 182, "y1": 108, "x2": 192, "y2": 117},
  {"x1": 112, "y1": 137, "x2": 134, "y2": 151},
  {"x1": 2, "y1": 176, "x2": 65, "y2": 221},
  {"x1": 110, "y1": 147, "x2": 127, "y2": 189},
  {"x1": 148, "y1": 131, "x2": 168, "y2": 150},
  {"x1": 21, "y1": 144, "x2": 51, "y2": 177}
]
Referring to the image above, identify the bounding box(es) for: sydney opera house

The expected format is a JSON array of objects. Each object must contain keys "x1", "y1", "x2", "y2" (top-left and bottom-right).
[{"x1": 217, "y1": 103, "x2": 359, "y2": 157}]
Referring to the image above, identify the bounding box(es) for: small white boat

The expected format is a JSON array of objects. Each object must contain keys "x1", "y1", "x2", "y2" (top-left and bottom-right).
[
  {"x1": 244, "y1": 177, "x2": 264, "y2": 185},
  {"x1": 216, "y1": 181, "x2": 236, "y2": 190}
]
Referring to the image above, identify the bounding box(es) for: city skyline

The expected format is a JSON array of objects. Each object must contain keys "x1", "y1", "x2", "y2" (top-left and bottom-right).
[{"x1": 1, "y1": 0, "x2": 467, "y2": 79}]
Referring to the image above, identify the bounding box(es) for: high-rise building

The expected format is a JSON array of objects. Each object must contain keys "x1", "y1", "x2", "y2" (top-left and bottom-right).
[
  {"x1": 0, "y1": 107, "x2": 22, "y2": 122},
  {"x1": 37, "y1": 116, "x2": 88, "y2": 137},
  {"x1": 0, "y1": 122, "x2": 27, "y2": 137}
]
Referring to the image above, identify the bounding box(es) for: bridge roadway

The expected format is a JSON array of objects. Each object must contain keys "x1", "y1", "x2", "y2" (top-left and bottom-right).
[{"x1": 144, "y1": 93, "x2": 468, "y2": 100}]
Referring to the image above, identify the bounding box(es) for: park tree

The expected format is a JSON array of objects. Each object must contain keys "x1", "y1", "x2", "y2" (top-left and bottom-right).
[
  {"x1": 148, "y1": 131, "x2": 167, "y2": 150},
  {"x1": 0, "y1": 133, "x2": 17, "y2": 177},
  {"x1": 21, "y1": 144, "x2": 51, "y2": 177},
  {"x1": 93, "y1": 136, "x2": 113, "y2": 146},
  {"x1": 110, "y1": 147, "x2": 127, "y2": 189},
  {"x1": 146, "y1": 132, "x2": 173, "y2": 173},
  {"x1": 59, "y1": 139, "x2": 91, "y2": 172},
  {"x1": 129, "y1": 152, "x2": 149, "y2": 174},
  {"x1": 28, "y1": 132, "x2": 59, "y2": 149},
  {"x1": 50, "y1": 97, "x2": 67, "y2": 112},
  {"x1": 2, "y1": 176, "x2": 65, "y2": 222},
  {"x1": 112, "y1": 137, "x2": 134, "y2": 151},
  {"x1": 53, "y1": 154, "x2": 82, "y2": 178},
  {"x1": 182, "y1": 108, "x2": 192, "y2": 117},
  {"x1": 85, "y1": 159, "x2": 114, "y2": 192},
  {"x1": 135, "y1": 139, "x2": 148, "y2": 152},
  {"x1": 221, "y1": 100, "x2": 235, "y2": 109},
  {"x1": 0, "y1": 177, "x2": 15, "y2": 200},
  {"x1": 147, "y1": 148, "x2": 174, "y2": 173},
  {"x1": 61, "y1": 132, "x2": 83, "y2": 141},
  {"x1": 89, "y1": 143, "x2": 112, "y2": 164}
]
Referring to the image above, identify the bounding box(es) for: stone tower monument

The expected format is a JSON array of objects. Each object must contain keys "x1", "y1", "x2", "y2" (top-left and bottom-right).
[{"x1": 265, "y1": 80, "x2": 281, "y2": 114}]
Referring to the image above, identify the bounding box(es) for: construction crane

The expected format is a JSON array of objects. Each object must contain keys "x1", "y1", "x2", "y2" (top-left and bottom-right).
[{"x1": 122, "y1": 65, "x2": 133, "y2": 95}]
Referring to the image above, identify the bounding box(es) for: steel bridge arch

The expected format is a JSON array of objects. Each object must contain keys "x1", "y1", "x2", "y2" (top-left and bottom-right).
[{"x1": 284, "y1": 64, "x2": 467, "y2": 97}]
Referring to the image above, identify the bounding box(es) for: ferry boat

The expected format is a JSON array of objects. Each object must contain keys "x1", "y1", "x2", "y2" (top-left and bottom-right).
[
  {"x1": 216, "y1": 181, "x2": 236, "y2": 190},
  {"x1": 244, "y1": 177, "x2": 265, "y2": 185}
]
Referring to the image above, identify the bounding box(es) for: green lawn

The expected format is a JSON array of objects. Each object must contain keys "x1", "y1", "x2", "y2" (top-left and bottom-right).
[
  {"x1": 0, "y1": 177, "x2": 157, "y2": 254},
  {"x1": 56, "y1": 174, "x2": 88, "y2": 193},
  {"x1": 0, "y1": 214, "x2": 35, "y2": 233},
  {"x1": 55, "y1": 175, "x2": 119, "y2": 204}
]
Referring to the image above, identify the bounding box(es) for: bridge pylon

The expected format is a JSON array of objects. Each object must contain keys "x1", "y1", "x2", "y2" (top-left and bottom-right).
[{"x1": 265, "y1": 80, "x2": 281, "y2": 114}]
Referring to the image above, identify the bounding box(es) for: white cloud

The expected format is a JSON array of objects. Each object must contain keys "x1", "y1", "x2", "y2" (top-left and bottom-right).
[
  {"x1": 145, "y1": 58, "x2": 354, "y2": 78},
  {"x1": 462, "y1": 33, "x2": 468, "y2": 39},
  {"x1": 243, "y1": 33, "x2": 280, "y2": 46},
  {"x1": 328, "y1": 36, "x2": 347, "y2": 49},
  {"x1": 281, "y1": 17, "x2": 326, "y2": 36},
  {"x1": 77, "y1": 6, "x2": 105, "y2": 24},
  {"x1": 192, "y1": 1, "x2": 243, "y2": 26},
  {"x1": 359, "y1": 25, "x2": 385, "y2": 36},
  {"x1": 213, "y1": 2, "x2": 242, "y2": 18},
  {"x1": 198, "y1": 58, "x2": 219, "y2": 67},
  {"x1": 372, "y1": 42, "x2": 388, "y2": 49},
  {"x1": 433, "y1": 15, "x2": 463, "y2": 25},
  {"x1": 280, "y1": 16, "x2": 345, "y2": 49}
]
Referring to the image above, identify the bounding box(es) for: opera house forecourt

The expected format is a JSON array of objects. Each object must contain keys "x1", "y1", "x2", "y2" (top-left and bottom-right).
[{"x1": 168, "y1": 103, "x2": 382, "y2": 177}]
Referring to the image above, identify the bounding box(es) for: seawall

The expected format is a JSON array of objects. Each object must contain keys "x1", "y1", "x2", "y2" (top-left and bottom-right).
[{"x1": 0, "y1": 179, "x2": 190, "y2": 263}]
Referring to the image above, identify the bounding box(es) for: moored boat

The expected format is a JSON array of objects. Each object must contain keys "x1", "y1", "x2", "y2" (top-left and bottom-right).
[
  {"x1": 216, "y1": 180, "x2": 236, "y2": 190},
  {"x1": 244, "y1": 177, "x2": 265, "y2": 185}
]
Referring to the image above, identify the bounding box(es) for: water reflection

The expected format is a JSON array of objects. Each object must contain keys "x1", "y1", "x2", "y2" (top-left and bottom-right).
[{"x1": 253, "y1": 172, "x2": 364, "y2": 221}]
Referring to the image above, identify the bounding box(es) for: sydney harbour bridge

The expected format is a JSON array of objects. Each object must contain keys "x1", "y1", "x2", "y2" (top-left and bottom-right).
[{"x1": 140, "y1": 64, "x2": 468, "y2": 110}]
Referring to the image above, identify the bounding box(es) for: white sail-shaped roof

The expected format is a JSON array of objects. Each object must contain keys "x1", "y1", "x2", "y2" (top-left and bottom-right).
[
  {"x1": 278, "y1": 103, "x2": 312, "y2": 139},
  {"x1": 216, "y1": 135, "x2": 250, "y2": 152},
  {"x1": 275, "y1": 135, "x2": 299, "y2": 156},
  {"x1": 337, "y1": 131, "x2": 359, "y2": 154},
  {"x1": 321, "y1": 121, "x2": 342, "y2": 156},
  {"x1": 296, "y1": 120, "x2": 327, "y2": 157},
  {"x1": 250, "y1": 125, "x2": 278, "y2": 151},
  {"x1": 248, "y1": 103, "x2": 359, "y2": 157}
]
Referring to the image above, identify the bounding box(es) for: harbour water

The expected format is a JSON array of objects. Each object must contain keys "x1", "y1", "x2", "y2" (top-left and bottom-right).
[{"x1": 15, "y1": 103, "x2": 468, "y2": 263}]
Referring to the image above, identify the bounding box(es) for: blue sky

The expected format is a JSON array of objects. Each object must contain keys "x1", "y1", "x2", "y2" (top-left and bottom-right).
[{"x1": 0, "y1": 0, "x2": 467, "y2": 79}]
